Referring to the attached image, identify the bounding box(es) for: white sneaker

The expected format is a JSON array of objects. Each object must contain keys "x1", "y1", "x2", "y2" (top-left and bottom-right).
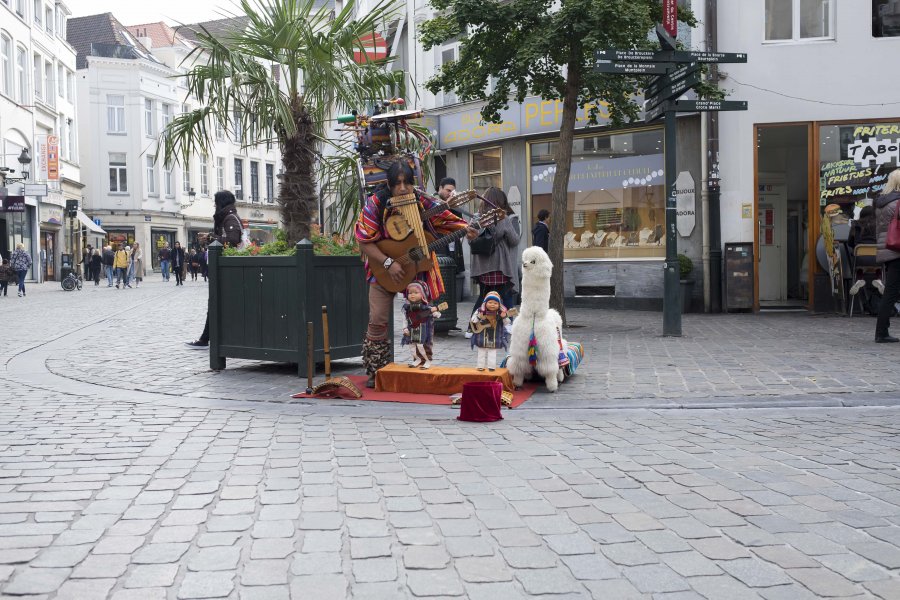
[
  {"x1": 849, "y1": 280, "x2": 865, "y2": 296},
  {"x1": 874, "y1": 279, "x2": 886, "y2": 294},
  {"x1": 465, "y1": 331, "x2": 473, "y2": 339}
]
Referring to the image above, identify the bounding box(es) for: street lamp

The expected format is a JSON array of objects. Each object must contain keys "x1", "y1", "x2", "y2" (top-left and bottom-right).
[
  {"x1": 0, "y1": 148, "x2": 32, "y2": 184},
  {"x1": 181, "y1": 187, "x2": 196, "y2": 209}
]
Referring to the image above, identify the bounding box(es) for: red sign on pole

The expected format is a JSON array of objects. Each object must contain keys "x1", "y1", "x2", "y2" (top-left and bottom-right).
[{"x1": 664, "y1": 0, "x2": 678, "y2": 38}]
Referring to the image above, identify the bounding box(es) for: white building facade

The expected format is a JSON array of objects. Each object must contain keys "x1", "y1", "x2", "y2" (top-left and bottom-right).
[
  {"x1": 718, "y1": 0, "x2": 900, "y2": 311},
  {"x1": 1, "y1": 0, "x2": 81, "y2": 281},
  {"x1": 71, "y1": 15, "x2": 281, "y2": 273}
]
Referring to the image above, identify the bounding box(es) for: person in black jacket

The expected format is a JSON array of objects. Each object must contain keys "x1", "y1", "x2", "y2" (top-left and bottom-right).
[
  {"x1": 102, "y1": 245, "x2": 115, "y2": 287},
  {"x1": 532, "y1": 209, "x2": 550, "y2": 253},
  {"x1": 90, "y1": 249, "x2": 102, "y2": 286},
  {"x1": 186, "y1": 191, "x2": 242, "y2": 348},
  {"x1": 171, "y1": 242, "x2": 186, "y2": 286}
]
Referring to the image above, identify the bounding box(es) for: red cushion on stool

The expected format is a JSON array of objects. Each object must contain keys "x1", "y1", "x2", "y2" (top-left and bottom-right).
[{"x1": 458, "y1": 381, "x2": 503, "y2": 422}]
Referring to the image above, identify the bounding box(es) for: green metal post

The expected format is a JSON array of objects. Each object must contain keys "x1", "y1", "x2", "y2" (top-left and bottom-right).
[
  {"x1": 296, "y1": 239, "x2": 314, "y2": 378},
  {"x1": 663, "y1": 108, "x2": 682, "y2": 336}
]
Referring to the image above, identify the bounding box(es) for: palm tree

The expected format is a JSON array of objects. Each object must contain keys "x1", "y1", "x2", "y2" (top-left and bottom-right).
[{"x1": 160, "y1": 0, "x2": 400, "y2": 244}]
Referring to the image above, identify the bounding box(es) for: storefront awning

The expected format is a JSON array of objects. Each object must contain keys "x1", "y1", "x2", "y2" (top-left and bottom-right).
[
  {"x1": 248, "y1": 223, "x2": 278, "y2": 230},
  {"x1": 76, "y1": 210, "x2": 106, "y2": 235}
]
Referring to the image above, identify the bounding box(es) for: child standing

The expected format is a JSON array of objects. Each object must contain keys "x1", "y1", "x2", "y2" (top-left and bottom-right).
[
  {"x1": 470, "y1": 291, "x2": 510, "y2": 371},
  {"x1": 402, "y1": 281, "x2": 441, "y2": 370},
  {"x1": 0, "y1": 259, "x2": 13, "y2": 296}
]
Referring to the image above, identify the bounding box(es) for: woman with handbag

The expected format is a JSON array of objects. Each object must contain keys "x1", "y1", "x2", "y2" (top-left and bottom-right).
[
  {"x1": 467, "y1": 187, "x2": 521, "y2": 337},
  {"x1": 874, "y1": 169, "x2": 900, "y2": 342}
]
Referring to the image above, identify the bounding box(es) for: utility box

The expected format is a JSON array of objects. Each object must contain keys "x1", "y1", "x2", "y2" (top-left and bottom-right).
[{"x1": 725, "y1": 243, "x2": 754, "y2": 312}]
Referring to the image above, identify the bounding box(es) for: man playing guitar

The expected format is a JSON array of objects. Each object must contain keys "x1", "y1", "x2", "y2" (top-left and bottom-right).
[{"x1": 355, "y1": 161, "x2": 478, "y2": 388}]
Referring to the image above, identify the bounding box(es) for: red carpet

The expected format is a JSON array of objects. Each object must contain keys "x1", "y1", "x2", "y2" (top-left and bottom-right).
[{"x1": 292, "y1": 375, "x2": 538, "y2": 407}]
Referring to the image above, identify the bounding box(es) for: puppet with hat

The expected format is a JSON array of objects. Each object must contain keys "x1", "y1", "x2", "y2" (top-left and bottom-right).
[
  {"x1": 402, "y1": 281, "x2": 441, "y2": 370},
  {"x1": 470, "y1": 291, "x2": 511, "y2": 371}
]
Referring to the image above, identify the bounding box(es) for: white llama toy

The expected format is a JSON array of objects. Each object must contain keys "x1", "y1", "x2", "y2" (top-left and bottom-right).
[{"x1": 506, "y1": 246, "x2": 566, "y2": 392}]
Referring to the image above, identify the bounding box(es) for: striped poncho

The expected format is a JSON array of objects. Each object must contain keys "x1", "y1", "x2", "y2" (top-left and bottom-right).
[{"x1": 355, "y1": 190, "x2": 468, "y2": 300}]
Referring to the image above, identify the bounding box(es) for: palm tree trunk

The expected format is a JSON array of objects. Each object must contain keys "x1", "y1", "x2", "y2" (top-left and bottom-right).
[
  {"x1": 549, "y1": 52, "x2": 582, "y2": 326},
  {"x1": 278, "y1": 104, "x2": 319, "y2": 244}
]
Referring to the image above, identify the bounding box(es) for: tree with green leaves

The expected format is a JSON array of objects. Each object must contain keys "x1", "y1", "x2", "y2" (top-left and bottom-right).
[
  {"x1": 160, "y1": 0, "x2": 401, "y2": 244},
  {"x1": 420, "y1": 0, "x2": 702, "y2": 323}
]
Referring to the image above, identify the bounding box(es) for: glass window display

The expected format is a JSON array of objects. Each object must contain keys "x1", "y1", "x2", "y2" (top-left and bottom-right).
[
  {"x1": 530, "y1": 128, "x2": 665, "y2": 259},
  {"x1": 470, "y1": 147, "x2": 502, "y2": 193}
]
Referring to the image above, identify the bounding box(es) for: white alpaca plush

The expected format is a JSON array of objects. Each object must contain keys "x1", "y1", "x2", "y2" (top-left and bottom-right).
[{"x1": 506, "y1": 246, "x2": 566, "y2": 392}]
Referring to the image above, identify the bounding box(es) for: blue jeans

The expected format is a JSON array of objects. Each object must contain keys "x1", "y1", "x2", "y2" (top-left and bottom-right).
[
  {"x1": 16, "y1": 270, "x2": 26, "y2": 294},
  {"x1": 160, "y1": 259, "x2": 170, "y2": 280},
  {"x1": 105, "y1": 265, "x2": 114, "y2": 286},
  {"x1": 115, "y1": 267, "x2": 128, "y2": 286}
]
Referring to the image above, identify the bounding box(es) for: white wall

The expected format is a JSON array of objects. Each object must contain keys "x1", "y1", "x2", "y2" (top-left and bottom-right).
[{"x1": 717, "y1": 1, "x2": 900, "y2": 245}]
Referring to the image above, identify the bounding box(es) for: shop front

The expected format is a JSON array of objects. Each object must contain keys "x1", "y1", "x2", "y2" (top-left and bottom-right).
[
  {"x1": 753, "y1": 119, "x2": 900, "y2": 312},
  {"x1": 106, "y1": 228, "x2": 135, "y2": 250},
  {"x1": 435, "y1": 98, "x2": 702, "y2": 308},
  {"x1": 150, "y1": 229, "x2": 177, "y2": 271},
  {"x1": 39, "y1": 203, "x2": 64, "y2": 281},
  {"x1": 1, "y1": 199, "x2": 36, "y2": 279}
]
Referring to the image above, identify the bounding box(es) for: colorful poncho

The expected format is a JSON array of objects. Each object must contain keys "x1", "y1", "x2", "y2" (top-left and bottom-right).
[{"x1": 470, "y1": 309, "x2": 510, "y2": 350}]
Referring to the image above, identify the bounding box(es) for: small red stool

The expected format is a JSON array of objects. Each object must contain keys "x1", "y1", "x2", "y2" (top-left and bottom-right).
[{"x1": 458, "y1": 381, "x2": 503, "y2": 422}]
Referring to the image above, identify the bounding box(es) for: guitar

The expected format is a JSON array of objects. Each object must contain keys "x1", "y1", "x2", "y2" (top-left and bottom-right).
[
  {"x1": 470, "y1": 308, "x2": 519, "y2": 334},
  {"x1": 371, "y1": 208, "x2": 506, "y2": 293},
  {"x1": 384, "y1": 189, "x2": 479, "y2": 241}
]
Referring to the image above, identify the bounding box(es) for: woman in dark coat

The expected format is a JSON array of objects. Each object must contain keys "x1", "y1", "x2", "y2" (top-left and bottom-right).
[
  {"x1": 185, "y1": 191, "x2": 242, "y2": 347},
  {"x1": 90, "y1": 249, "x2": 102, "y2": 285},
  {"x1": 874, "y1": 169, "x2": 900, "y2": 342},
  {"x1": 171, "y1": 242, "x2": 186, "y2": 286}
]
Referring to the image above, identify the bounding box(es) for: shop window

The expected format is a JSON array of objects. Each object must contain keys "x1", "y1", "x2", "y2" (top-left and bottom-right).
[
  {"x1": 874, "y1": 0, "x2": 900, "y2": 36},
  {"x1": 529, "y1": 128, "x2": 665, "y2": 260},
  {"x1": 819, "y1": 122, "x2": 900, "y2": 208},
  {"x1": 470, "y1": 147, "x2": 502, "y2": 193},
  {"x1": 765, "y1": 0, "x2": 834, "y2": 42}
]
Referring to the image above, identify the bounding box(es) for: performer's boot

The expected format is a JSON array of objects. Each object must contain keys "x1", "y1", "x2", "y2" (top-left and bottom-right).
[{"x1": 362, "y1": 338, "x2": 391, "y2": 388}]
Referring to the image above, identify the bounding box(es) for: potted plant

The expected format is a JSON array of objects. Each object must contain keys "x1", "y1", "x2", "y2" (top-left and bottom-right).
[{"x1": 678, "y1": 253, "x2": 694, "y2": 314}]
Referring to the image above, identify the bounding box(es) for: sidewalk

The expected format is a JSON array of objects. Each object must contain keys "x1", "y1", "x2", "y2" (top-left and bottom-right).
[{"x1": 27, "y1": 281, "x2": 900, "y2": 409}]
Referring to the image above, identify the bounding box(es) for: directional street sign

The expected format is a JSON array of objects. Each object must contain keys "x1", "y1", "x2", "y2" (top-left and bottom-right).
[
  {"x1": 594, "y1": 61, "x2": 669, "y2": 75},
  {"x1": 645, "y1": 101, "x2": 669, "y2": 123},
  {"x1": 594, "y1": 49, "x2": 747, "y2": 65},
  {"x1": 673, "y1": 99, "x2": 748, "y2": 112},
  {"x1": 645, "y1": 72, "x2": 702, "y2": 110},
  {"x1": 646, "y1": 63, "x2": 700, "y2": 98}
]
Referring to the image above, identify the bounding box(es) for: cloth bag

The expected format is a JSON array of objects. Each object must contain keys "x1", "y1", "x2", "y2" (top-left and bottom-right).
[
  {"x1": 458, "y1": 381, "x2": 503, "y2": 422},
  {"x1": 887, "y1": 206, "x2": 900, "y2": 252}
]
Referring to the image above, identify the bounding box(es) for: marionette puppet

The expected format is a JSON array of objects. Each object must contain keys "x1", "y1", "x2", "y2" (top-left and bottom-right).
[
  {"x1": 470, "y1": 291, "x2": 511, "y2": 371},
  {"x1": 401, "y1": 281, "x2": 441, "y2": 369}
]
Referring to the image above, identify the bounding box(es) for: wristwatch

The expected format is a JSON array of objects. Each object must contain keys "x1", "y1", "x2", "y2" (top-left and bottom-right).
[{"x1": 383, "y1": 257, "x2": 394, "y2": 269}]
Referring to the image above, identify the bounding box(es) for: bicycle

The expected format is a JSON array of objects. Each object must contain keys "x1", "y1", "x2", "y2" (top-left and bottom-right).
[{"x1": 61, "y1": 271, "x2": 83, "y2": 292}]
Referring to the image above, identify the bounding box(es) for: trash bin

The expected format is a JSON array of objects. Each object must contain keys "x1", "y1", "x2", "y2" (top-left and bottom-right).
[{"x1": 434, "y1": 255, "x2": 458, "y2": 332}]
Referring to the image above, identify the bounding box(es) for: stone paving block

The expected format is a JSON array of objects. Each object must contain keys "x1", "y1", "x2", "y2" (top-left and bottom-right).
[
  {"x1": 54, "y1": 578, "x2": 116, "y2": 600},
  {"x1": 112, "y1": 588, "x2": 168, "y2": 600},
  {"x1": 688, "y1": 575, "x2": 763, "y2": 600},
  {"x1": 3, "y1": 566, "x2": 71, "y2": 594},
  {"x1": 92, "y1": 535, "x2": 145, "y2": 555},
  {"x1": 515, "y1": 566, "x2": 582, "y2": 595},
  {"x1": 352, "y1": 557, "x2": 398, "y2": 583},
  {"x1": 456, "y1": 555, "x2": 513, "y2": 583},
  {"x1": 187, "y1": 546, "x2": 241, "y2": 571},
  {"x1": 239, "y1": 585, "x2": 291, "y2": 600},
  {"x1": 600, "y1": 541, "x2": 659, "y2": 566},
  {"x1": 241, "y1": 559, "x2": 289, "y2": 585},
  {"x1": 124, "y1": 564, "x2": 180, "y2": 588},
  {"x1": 815, "y1": 553, "x2": 892, "y2": 583},
  {"x1": 197, "y1": 532, "x2": 241, "y2": 547},
  {"x1": 345, "y1": 582, "x2": 408, "y2": 600},
  {"x1": 491, "y1": 528, "x2": 543, "y2": 548},
  {"x1": 31, "y1": 543, "x2": 92, "y2": 567},
  {"x1": 561, "y1": 553, "x2": 620, "y2": 580},
  {"x1": 787, "y1": 567, "x2": 863, "y2": 597},
  {"x1": 849, "y1": 540, "x2": 900, "y2": 569},
  {"x1": 444, "y1": 536, "x2": 495, "y2": 558},
  {"x1": 865, "y1": 578, "x2": 900, "y2": 600},
  {"x1": 751, "y1": 544, "x2": 820, "y2": 569},
  {"x1": 301, "y1": 530, "x2": 343, "y2": 553},
  {"x1": 291, "y1": 551, "x2": 342, "y2": 575},
  {"x1": 250, "y1": 538, "x2": 294, "y2": 560},
  {"x1": 499, "y1": 545, "x2": 559, "y2": 569},
  {"x1": 403, "y1": 545, "x2": 450, "y2": 569},
  {"x1": 661, "y1": 550, "x2": 724, "y2": 577},
  {"x1": 177, "y1": 572, "x2": 235, "y2": 599},
  {"x1": 152, "y1": 525, "x2": 198, "y2": 543},
  {"x1": 406, "y1": 568, "x2": 465, "y2": 597},
  {"x1": 720, "y1": 557, "x2": 794, "y2": 587}
]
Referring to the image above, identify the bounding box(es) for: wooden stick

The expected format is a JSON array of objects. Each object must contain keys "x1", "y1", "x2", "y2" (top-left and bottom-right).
[
  {"x1": 305, "y1": 321, "x2": 314, "y2": 394},
  {"x1": 321, "y1": 306, "x2": 332, "y2": 380}
]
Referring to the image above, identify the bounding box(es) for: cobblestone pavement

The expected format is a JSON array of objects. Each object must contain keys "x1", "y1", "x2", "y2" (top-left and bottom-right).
[
  {"x1": 17, "y1": 279, "x2": 900, "y2": 409},
  {"x1": 0, "y1": 280, "x2": 898, "y2": 598}
]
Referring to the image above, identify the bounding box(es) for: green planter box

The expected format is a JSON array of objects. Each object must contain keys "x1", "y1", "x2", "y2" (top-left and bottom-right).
[{"x1": 208, "y1": 240, "x2": 381, "y2": 377}]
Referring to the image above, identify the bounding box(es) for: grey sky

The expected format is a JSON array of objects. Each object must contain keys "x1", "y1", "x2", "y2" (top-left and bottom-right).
[{"x1": 66, "y1": 0, "x2": 230, "y2": 26}]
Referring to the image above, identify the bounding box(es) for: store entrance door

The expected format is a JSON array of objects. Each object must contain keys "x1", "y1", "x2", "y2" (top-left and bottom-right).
[
  {"x1": 756, "y1": 125, "x2": 810, "y2": 308},
  {"x1": 41, "y1": 231, "x2": 56, "y2": 281}
]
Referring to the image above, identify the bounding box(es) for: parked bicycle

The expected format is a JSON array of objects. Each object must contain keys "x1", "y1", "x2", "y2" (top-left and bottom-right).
[{"x1": 61, "y1": 271, "x2": 83, "y2": 291}]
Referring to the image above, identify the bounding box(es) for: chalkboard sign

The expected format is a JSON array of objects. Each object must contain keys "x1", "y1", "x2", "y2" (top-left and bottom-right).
[{"x1": 819, "y1": 159, "x2": 893, "y2": 205}]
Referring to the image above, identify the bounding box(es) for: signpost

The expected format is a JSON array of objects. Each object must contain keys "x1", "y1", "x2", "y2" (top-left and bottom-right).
[{"x1": 593, "y1": 21, "x2": 748, "y2": 337}]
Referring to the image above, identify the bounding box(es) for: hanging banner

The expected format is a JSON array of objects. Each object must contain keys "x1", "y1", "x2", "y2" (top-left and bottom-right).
[
  {"x1": 35, "y1": 135, "x2": 48, "y2": 181},
  {"x1": 664, "y1": 0, "x2": 678, "y2": 38},
  {"x1": 1, "y1": 196, "x2": 26, "y2": 212},
  {"x1": 47, "y1": 135, "x2": 59, "y2": 181}
]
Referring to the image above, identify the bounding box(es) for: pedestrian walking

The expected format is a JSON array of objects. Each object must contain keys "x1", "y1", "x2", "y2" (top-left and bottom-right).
[
  {"x1": 10, "y1": 243, "x2": 32, "y2": 297},
  {"x1": 158, "y1": 244, "x2": 171, "y2": 282},
  {"x1": 185, "y1": 190, "x2": 243, "y2": 348},
  {"x1": 171, "y1": 242, "x2": 186, "y2": 286},
  {"x1": 131, "y1": 242, "x2": 144, "y2": 287},
  {"x1": 102, "y1": 245, "x2": 115, "y2": 287},
  {"x1": 90, "y1": 249, "x2": 102, "y2": 286},
  {"x1": 188, "y1": 248, "x2": 199, "y2": 281},
  {"x1": 532, "y1": 209, "x2": 550, "y2": 253},
  {"x1": 199, "y1": 246, "x2": 208, "y2": 282},
  {"x1": 81, "y1": 245, "x2": 93, "y2": 278},
  {"x1": 113, "y1": 244, "x2": 130, "y2": 289},
  {"x1": 0, "y1": 258, "x2": 13, "y2": 296},
  {"x1": 875, "y1": 169, "x2": 900, "y2": 342}
]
